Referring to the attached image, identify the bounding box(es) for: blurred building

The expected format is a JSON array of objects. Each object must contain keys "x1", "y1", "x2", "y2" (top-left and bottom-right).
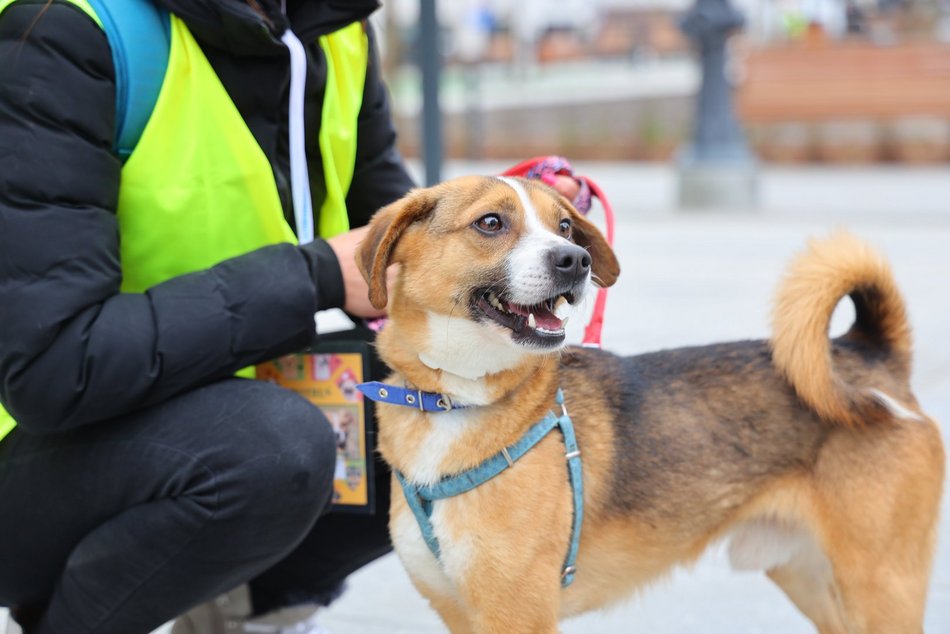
[{"x1": 377, "y1": 0, "x2": 950, "y2": 163}]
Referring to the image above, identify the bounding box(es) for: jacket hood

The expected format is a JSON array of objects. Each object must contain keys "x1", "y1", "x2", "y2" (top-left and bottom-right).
[{"x1": 156, "y1": 0, "x2": 381, "y2": 56}]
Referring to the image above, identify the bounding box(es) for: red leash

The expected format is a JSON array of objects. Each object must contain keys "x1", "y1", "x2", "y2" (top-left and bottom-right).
[{"x1": 501, "y1": 157, "x2": 615, "y2": 349}]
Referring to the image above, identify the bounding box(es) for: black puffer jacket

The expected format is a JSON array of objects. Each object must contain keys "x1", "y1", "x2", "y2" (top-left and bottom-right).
[{"x1": 0, "y1": 0, "x2": 414, "y2": 432}]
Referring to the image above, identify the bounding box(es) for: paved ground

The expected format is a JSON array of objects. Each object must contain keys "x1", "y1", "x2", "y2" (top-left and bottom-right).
[
  {"x1": 316, "y1": 162, "x2": 950, "y2": 633},
  {"x1": 2, "y1": 163, "x2": 948, "y2": 634}
]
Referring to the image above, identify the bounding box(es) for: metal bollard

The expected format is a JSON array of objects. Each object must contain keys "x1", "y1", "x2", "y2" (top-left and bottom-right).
[{"x1": 677, "y1": 0, "x2": 758, "y2": 208}]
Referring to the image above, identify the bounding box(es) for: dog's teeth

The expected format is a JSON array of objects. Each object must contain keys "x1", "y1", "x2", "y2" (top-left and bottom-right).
[
  {"x1": 553, "y1": 296, "x2": 572, "y2": 320},
  {"x1": 488, "y1": 294, "x2": 506, "y2": 312},
  {"x1": 528, "y1": 313, "x2": 537, "y2": 329}
]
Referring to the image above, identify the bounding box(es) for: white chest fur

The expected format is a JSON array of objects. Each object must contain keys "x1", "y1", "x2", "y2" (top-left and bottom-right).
[
  {"x1": 418, "y1": 312, "x2": 528, "y2": 383},
  {"x1": 400, "y1": 409, "x2": 472, "y2": 486},
  {"x1": 391, "y1": 492, "x2": 474, "y2": 599},
  {"x1": 391, "y1": 503, "x2": 451, "y2": 592}
]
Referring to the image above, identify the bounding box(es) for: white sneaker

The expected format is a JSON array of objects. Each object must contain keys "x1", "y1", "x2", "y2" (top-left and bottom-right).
[
  {"x1": 241, "y1": 607, "x2": 328, "y2": 634},
  {"x1": 0, "y1": 609, "x2": 24, "y2": 634},
  {"x1": 168, "y1": 587, "x2": 329, "y2": 634},
  {"x1": 169, "y1": 586, "x2": 252, "y2": 634},
  {"x1": 275, "y1": 610, "x2": 329, "y2": 634}
]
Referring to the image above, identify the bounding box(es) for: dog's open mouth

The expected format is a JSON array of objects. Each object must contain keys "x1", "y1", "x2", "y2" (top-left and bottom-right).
[{"x1": 474, "y1": 290, "x2": 575, "y2": 347}]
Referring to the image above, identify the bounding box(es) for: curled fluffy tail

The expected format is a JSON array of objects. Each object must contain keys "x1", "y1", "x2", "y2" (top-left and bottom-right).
[{"x1": 771, "y1": 232, "x2": 913, "y2": 427}]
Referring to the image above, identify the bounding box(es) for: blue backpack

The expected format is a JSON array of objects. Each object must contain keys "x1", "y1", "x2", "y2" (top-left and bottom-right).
[{"x1": 86, "y1": 0, "x2": 170, "y2": 160}]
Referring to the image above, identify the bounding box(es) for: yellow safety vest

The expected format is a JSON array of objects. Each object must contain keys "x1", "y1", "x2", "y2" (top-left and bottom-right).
[{"x1": 0, "y1": 0, "x2": 368, "y2": 440}]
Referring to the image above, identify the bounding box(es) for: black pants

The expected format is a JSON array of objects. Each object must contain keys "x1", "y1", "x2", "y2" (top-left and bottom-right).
[{"x1": 0, "y1": 377, "x2": 392, "y2": 633}]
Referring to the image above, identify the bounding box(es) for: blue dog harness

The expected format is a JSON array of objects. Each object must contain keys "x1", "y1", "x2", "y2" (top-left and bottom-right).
[{"x1": 356, "y1": 383, "x2": 584, "y2": 587}]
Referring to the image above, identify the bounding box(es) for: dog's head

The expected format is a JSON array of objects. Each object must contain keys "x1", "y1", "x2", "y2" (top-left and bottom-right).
[{"x1": 357, "y1": 176, "x2": 619, "y2": 377}]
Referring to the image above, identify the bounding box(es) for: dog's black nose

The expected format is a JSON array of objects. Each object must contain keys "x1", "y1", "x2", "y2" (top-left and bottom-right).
[{"x1": 550, "y1": 244, "x2": 591, "y2": 283}]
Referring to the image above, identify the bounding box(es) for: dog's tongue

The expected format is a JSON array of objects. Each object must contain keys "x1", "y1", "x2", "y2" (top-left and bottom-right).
[
  {"x1": 534, "y1": 312, "x2": 563, "y2": 330},
  {"x1": 506, "y1": 302, "x2": 563, "y2": 331}
]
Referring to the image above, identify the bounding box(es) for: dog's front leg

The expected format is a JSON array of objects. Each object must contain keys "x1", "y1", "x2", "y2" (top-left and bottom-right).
[
  {"x1": 414, "y1": 573, "x2": 561, "y2": 634},
  {"x1": 442, "y1": 450, "x2": 571, "y2": 633},
  {"x1": 448, "y1": 535, "x2": 564, "y2": 634},
  {"x1": 457, "y1": 573, "x2": 562, "y2": 634},
  {"x1": 424, "y1": 591, "x2": 475, "y2": 634}
]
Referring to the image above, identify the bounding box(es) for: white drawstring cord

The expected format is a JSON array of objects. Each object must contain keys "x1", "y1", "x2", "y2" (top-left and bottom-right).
[{"x1": 280, "y1": 27, "x2": 315, "y2": 245}]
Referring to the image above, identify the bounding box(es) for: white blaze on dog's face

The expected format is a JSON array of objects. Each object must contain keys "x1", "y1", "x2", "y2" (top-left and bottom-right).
[
  {"x1": 479, "y1": 177, "x2": 592, "y2": 348},
  {"x1": 357, "y1": 176, "x2": 620, "y2": 379}
]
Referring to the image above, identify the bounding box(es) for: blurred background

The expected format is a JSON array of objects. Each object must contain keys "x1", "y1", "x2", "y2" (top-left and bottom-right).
[{"x1": 375, "y1": 0, "x2": 950, "y2": 166}]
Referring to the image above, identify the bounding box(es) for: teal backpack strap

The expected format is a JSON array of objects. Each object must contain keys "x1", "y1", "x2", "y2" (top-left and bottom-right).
[{"x1": 86, "y1": 0, "x2": 170, "y2": 160}]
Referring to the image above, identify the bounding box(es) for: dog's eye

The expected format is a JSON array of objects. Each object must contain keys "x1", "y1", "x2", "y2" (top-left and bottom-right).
[
  {"x1": 474, "y1": 214, "x2": 504, "y2": 234},
  {"x1": 559, "y1": 219, "x2": 572, "y2": 236}
]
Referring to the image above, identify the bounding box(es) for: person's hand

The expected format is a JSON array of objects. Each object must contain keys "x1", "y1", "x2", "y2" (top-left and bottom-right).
[
  {"x1": 505, "y1": 157, "x2": 590, "y2": 213},
  {"x1": 552, "y1": 174, "x2": 580, "y2": 202},
  {"x1": 326, "y1": 226, "x2": 393, "y2": 319}
]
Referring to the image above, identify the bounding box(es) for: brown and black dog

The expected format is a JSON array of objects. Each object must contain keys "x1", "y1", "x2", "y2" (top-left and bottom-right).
[{"x1": 355, "y1": 175, "x2": 945, "y2": 633}]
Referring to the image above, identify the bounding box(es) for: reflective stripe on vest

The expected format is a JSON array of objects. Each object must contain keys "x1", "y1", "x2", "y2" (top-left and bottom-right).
[{"x1": 0, "y1": 2, "x2": 368, "y2": 440}]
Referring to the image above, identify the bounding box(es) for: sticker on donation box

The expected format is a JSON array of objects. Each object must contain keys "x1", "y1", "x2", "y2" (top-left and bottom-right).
[{"x1": 256, "y1": 342, "x2": 375, "y2": 513}]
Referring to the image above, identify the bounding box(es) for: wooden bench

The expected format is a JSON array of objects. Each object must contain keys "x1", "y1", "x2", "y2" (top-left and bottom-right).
[
  {"x1": 735, "y1": 41, "x2": 950, "y2": 161},
  {"x1": 736, "y1": 41, "x2": 950, "y2": 122}
]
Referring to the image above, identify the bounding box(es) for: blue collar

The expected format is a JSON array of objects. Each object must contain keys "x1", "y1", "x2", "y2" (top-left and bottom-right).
[
  {"x1": 361, "y1": 384, "x2": 583, "y2": 588},
  {"x1": 356, "y1": 381, "x2": 472, "y2": 412}
]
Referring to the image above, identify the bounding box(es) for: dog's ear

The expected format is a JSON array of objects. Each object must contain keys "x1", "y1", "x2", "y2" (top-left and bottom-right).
[
  {"x1": 357, "y1": 189, "x2": 436, "y2": 310},
  {"x1": 567, "y1": 204, "x2": 620, "y2": 288}
]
